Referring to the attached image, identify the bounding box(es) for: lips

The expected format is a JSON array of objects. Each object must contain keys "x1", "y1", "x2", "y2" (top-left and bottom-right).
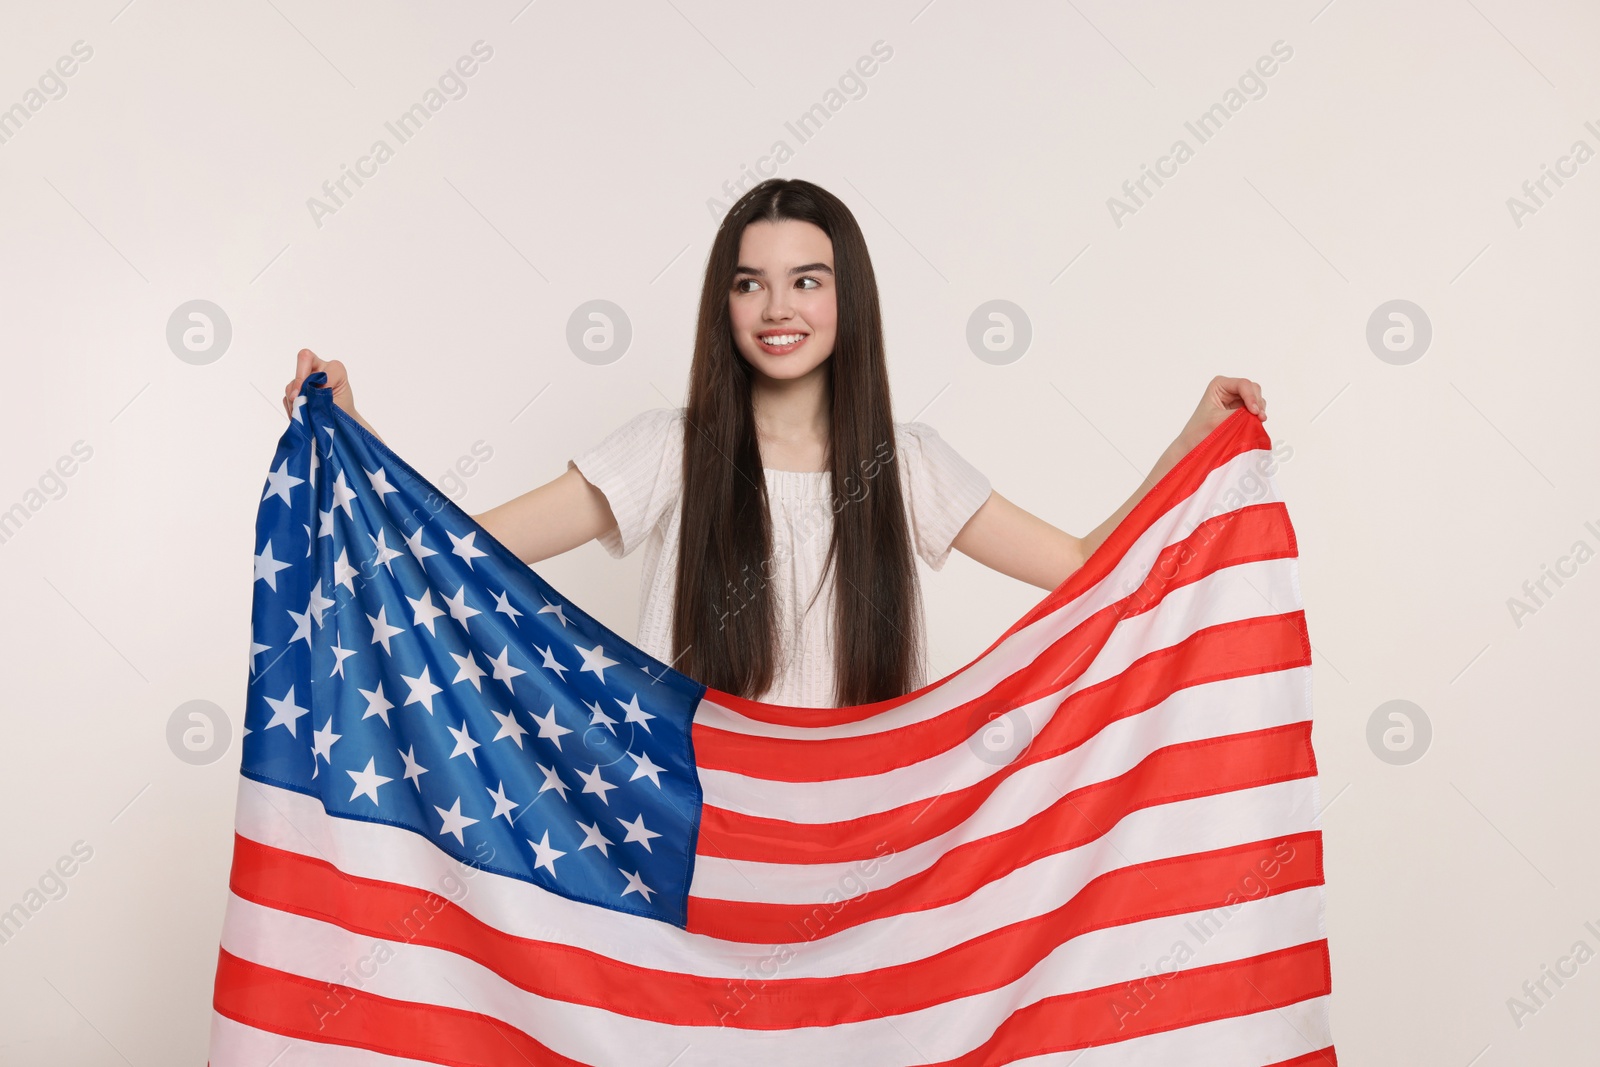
[{"x1": 756, "y1": 331, "x2": 808, "y2": 354}]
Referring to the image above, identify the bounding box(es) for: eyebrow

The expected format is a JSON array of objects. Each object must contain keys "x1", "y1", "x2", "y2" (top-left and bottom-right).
[{"x1": 732, "y1": 262, "x2": 834, "y2": 277}]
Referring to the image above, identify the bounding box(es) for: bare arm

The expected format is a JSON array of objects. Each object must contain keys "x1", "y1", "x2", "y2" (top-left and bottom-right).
[
  {"x1": 355, "y1": 408, "x2": 617, "y2": 563},
  {"x1": 952, "y1": 436, "x2": 1200, "y2": 589},
  {"x1": 951, "y1": 376, "x2": 1269, "y2": 590},
  {"x1": 352, "y1": 417, "x2": 618, "y2": 565},
  {"x1": 470, "y1": 466, "x2": 620, "y2": 567},
  {"x1": 322, "y1": 403, "x2": 617, "y2": 565},
  {"x1": 338, "y1": 406, "x2": 619, "y2": 565},
  {"x1": 951, "y1": 466, "x2": 1148, "y2": 591},
  {"x1": 285, "y1": 349, "x2": 621, "y2": 566}
]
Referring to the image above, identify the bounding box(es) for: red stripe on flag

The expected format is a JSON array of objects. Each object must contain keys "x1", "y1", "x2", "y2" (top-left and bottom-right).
[
  {"x1": 227, "y1": 828, "x2": 1322, "y2": 1028},
  {"x1": 689, "y1": 835, "x2": 1329, "y2": 1026},
  {"x1": 692, "y1": 723, "x2": 1319, "y2": 939},
  {"x1": 698, "y1": 621, "x2": 1314, "y2": 864},
  {"x1": 703, "y1": 492, "x2": 1293, "y2": 734},
  {"x1": 927, "y1": 939, "x2": 1332, "y2": 1067},
  {"x1": 696, "y1": 580, "x2": 1307, "y2": 785},
  {"x1": 213, "y1": 935, "x2": 1331, "y2": 1066},
  {"x1": 999, "y1": 409, "x2": 1277, "y2": 647},
  {"x1": 212, "y1": 947, "x2": 587, "y2": 1066}
]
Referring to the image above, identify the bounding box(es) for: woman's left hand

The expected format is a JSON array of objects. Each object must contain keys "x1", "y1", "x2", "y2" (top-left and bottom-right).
[{"x1": 1176, "y1": 375, "x2": 1267, "y2": 450}]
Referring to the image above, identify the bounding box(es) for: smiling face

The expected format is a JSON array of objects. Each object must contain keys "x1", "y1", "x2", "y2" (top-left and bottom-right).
[{"x1": 727, "y1": 218, "x2": 838, "y2": 383}]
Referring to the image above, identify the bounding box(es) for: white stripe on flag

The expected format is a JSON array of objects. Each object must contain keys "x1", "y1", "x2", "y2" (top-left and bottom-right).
[
  {"x1": 698, "y1": 559, "x2": 1303, "y2": 817},
  {"x1": 231, "y1": 775, "x2": 1320, "y2": 979},
  {"x1": 696, "y1": 447, "x2": 1283, "y2": 742},
  {"x1": 219, "y1": 885, "x2": 1327, "y2": 1065},
  {"x1": 692, "y1": 668, "x2": 1312, "y2": 902}
]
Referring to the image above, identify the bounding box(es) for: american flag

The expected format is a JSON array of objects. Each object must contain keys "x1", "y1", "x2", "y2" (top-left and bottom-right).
[{"x1": 210, "y1": 372, "x2": 1337, "y2": 1065}]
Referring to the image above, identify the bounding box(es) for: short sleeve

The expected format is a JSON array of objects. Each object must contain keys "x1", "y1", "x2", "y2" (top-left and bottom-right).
[
  {"x1": 897, "y1": 421, "x2": 994, "y2": 571},
  {"x1": 567, "y1": 407, "x2": 683, "y2": 559}
]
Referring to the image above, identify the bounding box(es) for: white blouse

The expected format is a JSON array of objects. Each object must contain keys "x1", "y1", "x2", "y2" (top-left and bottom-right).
[{"x1": 567, "y1": 408, "x2": 993, "y2": 708}]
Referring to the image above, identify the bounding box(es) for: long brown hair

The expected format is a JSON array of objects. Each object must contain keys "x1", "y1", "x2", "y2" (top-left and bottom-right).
[{"x1": 671, "y1": 179, "x2": 924, "y2": 707}]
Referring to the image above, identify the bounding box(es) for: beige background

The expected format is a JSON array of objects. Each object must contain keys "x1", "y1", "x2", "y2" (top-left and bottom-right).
[{"x1": 2, "y1": 0, "x2": 1597, "y2": 1062}]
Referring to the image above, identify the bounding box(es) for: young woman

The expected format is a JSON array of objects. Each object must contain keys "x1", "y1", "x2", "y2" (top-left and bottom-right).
[{"x1": 282, "y1": 178, "x2": 1267, "y2": 710}]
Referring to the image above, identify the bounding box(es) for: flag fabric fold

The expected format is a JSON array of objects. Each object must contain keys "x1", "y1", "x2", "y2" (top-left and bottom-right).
[{"x1": 210, "y1": 373, "x2": 1337, "y2": 1065}]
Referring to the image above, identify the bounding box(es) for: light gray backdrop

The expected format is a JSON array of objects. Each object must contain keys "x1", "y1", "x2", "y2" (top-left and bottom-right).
[{"x1": 1, "y1": 1, "x2": 1596, "y2": 1063}]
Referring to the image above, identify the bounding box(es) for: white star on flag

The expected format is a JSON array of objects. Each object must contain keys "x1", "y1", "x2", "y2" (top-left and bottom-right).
[
  {"x1": 359, "y1": 682, "x2": 394, "y2": 726},
  {"x1": 287, "y1": 603, "x2": 313, "y2": 648},
  {"x1": 253, "y1": 539, "x2": 292, "y2": 590},
  {"x1": 311, "y1": 717, "x2": 341, "y2": 764},
  {"x1": 263, "y1": 458, "x2": 304, "y2": 505},
  {"x1": 404, "y1": 526, "x2": 436, "y2": 564},
  {"x1": 536, "y1": 644, "x2": 567, "y2": 679},
  {"x1": 619, "y1": 869, "x2": 654, "y2": 902},
  {"x1": 369, "y1": 528, "x2": 404, "y2": 573},
  {"x1": 330, "y1": 469, "x2": 356, "y2": 518},
  {"x1": 532, "y1": 705, "x2": 572, "y2": 749},
  {"x1": 448, "y1": 530, "x2": 487, "y2": 567},
  {"x1": 492, "y1": 590, "x2": 523, "y2": 624},
  {"x1": 615, "y1": 693, "x2": 655, "y2": 733},
  {"x1": 400, "y1": 665, "x2": 443, "y2": 714},
  {"x1": 329, "y1": 634, "x2": 357, "y2": 678},
  {"x1": 487, "y1": 647, "x2": 526, "y2": 691},
  {"x1": 577, "y1": 643, "x2": 618, "y2": 683},
  {"x1": 306, "y1": 580, "x2": 335, "y2": 627},
  {"x1": 617, "y1": 813, "x2": 661, "y2": 853},
  {"x1": 366, "y1": 606, "x2": 404, "y2": 653},
  {"x1": 450, "y1": 650, "x2": 487, "y2": 691},
  {"x1": 577, "y1": 765, "x2": 617, "y2": 805},
  {"x1": 576, "y1": 819, "x2": 611, "y2": 856},
  {"x1": 586, "y1": 698, "x2": 618, "y2": 734},
  {"x1": 528, "y1": 831, "x2": 566, "y2": 875},
  {"x1": 407, "y1": 590, "x2": 447, "y2": 635},
  {"x1": 486, "y1": 781, "x2": 519, "y2": 824},
  {"x1": 535, "y1": 763, "x2": 570, "y2": 802},
  {"x1": 333, "y1": 548, "x2": 359, "y2": 593},
  {"x1": 346, "y1": 757, "x2": 392, "y2": 805},
  {"x1": 364, "y1": 465, "x2": 398, "y2": 500},
  {"x1": 626, "y1": 749, "x2": 667, "y2": 788},
  {"x1": 262, "y1": 685, "x2": 310, "y2": 736},
  {"x1": 447, "y1": 721, "x2": 481, "y2": 765},
  {"x1": 491, "y1": 708, "x2": 528, "y2": 748},
  {"x1": 444, "y1": 585, "x2": 481, "y2": 626},
  {"x1": 434, "y1": 798, "x2": 478, "y2": 845},
  {"x1": 398, "y1": 745, "x2": 427, "y2": 789}
]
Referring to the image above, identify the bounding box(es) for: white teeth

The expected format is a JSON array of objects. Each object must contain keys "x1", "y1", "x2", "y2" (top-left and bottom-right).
[{"x1": 761, "y1": 334, "x2": 804, "y2": 345}]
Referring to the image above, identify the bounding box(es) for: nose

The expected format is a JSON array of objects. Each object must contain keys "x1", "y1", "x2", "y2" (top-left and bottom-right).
[{"x1": 763, "y1": 287, "x2": 794, "y2": 321}]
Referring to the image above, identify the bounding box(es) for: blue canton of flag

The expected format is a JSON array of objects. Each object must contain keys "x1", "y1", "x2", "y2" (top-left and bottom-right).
[{"x1": 244, "y1": 372, "x2": 705, "y2": 927}]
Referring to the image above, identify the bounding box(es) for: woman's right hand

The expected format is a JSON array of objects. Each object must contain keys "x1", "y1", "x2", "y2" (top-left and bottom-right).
[{"x1": 283, "y1": 348, "x2": 359, "y2": 418}]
